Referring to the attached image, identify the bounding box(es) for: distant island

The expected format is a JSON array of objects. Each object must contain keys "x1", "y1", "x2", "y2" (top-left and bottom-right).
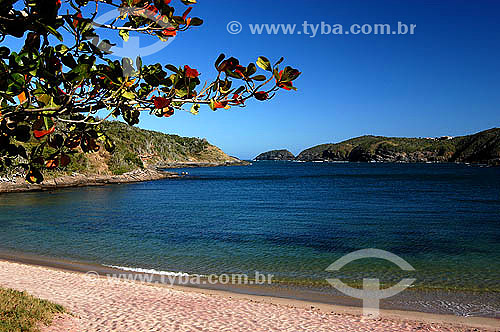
[
  {"x1": 255, "y1": 128, "x2": 500, "y2": 166},
  {"x1": 255, "y1": 149, "x2": 295, "y2": 161}
]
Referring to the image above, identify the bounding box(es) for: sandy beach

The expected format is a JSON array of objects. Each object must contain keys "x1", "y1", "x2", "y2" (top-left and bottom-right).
[{"x1": 0, "y1": 260, "x2": 498, "y2": 332}]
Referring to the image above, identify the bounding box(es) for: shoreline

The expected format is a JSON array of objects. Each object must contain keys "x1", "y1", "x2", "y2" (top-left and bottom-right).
[
  {"x1": 255, "y1": 159, "x2": 499, "y2": 166},
  {"x1": 0, "y1": 252, "x2": 498, "y2": 331},
  {"x1": 160, "y1": 160, "x2": 251, "y2": 168},
  {"x1": 0, "y1": 168, "x2": 180, "y2": 194},
  {"x1": 1, "y1": 161, "x2": 494, "y2": 194},
  {"x1": 0, "y1": 160, "x2": 251, "y2": 194}
]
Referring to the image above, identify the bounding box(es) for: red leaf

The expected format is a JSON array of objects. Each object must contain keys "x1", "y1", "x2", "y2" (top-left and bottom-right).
[
  {"x1": 184, "y1": 65, "x2": 199, "y2": 78},
  {"x1": 33, "y1": 125, "x2": 56, "y2": 139},
  {"x1": 254, "y1": 91, "x2": 269, "y2": 101},
  {"x1": 217, "y1": 57, "x2": 239, "y2": 72},
  {"x1": 73, "y1": 12, "x2": 83, "y2": 29},
  {"x1": 162, "y1": 28, "x2": 177, "y2": 37},
  {"x1": 213, "y1": 100, "x2": 229, "y2": 109},
  {"x1": 163, "y1": 108, "x2": 175, "y2": 117},
  {"x1": 45, "y1": 158, "x2": 59, "y2": 169},
  {"x1": 182, "y1": 7, "x2": 192, "y2": 20},
  {"x1": 276, "y1": 70, "x2": 295, "y2": 90},
  {"x1": 60, "y1": 154, "x2": 70, "y2": 167},
  {"x1": 18, "y1": 91, "x2": 26, "y2": 104},
  {"x1": 278, "y1": 81, "x2": 294, "y2": 90},
  {"x1": 232, "y1": 93, "x2": 244, "y2": 105},
  {"x1": 154, "y1": 97, "x2": 171, "y2": 109}
]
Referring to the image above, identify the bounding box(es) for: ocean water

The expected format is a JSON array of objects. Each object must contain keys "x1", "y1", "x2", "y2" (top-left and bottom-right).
[{"x1": 0, "y1": 162, "x2": 499, "y2": 313}]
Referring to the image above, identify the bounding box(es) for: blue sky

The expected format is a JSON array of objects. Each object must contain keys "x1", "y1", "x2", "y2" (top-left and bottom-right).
[{"x1": 7, "y1": 0, "x2": 500, "y2": 159}]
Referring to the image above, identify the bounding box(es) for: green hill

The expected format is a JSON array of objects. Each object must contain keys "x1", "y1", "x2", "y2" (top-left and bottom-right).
[
  {"x1": 255, "y1": 149, "x2": 295, "y2": 161},
  {"x1": 1, "y1": 121, "x2": 242, "y2": 179},
  {"x1": 99, "y1": 121, "x2": 241, "y2": 174},
  {"x1": 296, "y1": 128, "x2": 500, "y2": 165}
]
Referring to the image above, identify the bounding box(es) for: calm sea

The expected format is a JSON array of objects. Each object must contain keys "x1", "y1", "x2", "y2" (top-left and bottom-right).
[{"x1": 0, "y1": 162, "x2": 499, "y2": 315}]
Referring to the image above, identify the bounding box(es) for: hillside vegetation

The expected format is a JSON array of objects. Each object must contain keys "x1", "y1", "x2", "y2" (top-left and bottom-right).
[
  {"x1": 294, "y1": 128, "x2": 500, "y2": 165},
  {"x1": 2, "y1": 121, "x2": 241, "y2": 178},
  {"x1": 100, "y1": 121, "x2": 240, "y2": 174},
  {"x1": 255, "y1": 149, "x2": 295, "y2": 160}
]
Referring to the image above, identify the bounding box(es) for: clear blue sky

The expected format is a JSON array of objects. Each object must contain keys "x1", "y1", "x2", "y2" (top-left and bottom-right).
[{"x1": 7, "y1": 0, "x2": 500, "y2": 159}]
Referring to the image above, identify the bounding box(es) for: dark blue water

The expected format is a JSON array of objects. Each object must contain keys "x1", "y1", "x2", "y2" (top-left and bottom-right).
[{"x1": 0, "y1": 162, "x2": 499, "y2": 292}]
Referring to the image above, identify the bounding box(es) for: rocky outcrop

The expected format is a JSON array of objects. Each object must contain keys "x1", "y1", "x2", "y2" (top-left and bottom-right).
[
  {"x1": 0, "y1": 168, "x2": 180, "y2": 193},
  {"x1": 255, "y1": 149, "x2": 295, "y2": 161}
]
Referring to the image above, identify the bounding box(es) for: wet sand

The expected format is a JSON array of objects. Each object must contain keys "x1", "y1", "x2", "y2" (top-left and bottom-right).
[{"x1": 0, "y1": 259, "x2": 498, "y2": 332}]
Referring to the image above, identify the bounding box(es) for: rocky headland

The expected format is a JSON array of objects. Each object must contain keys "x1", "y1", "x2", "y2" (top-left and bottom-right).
[
  {"x1": 256, "y1": 128, "x2": 500, "y2": 165},
  {"x1": 0, "y1": 121, "x2": 249, "y2": 193}
]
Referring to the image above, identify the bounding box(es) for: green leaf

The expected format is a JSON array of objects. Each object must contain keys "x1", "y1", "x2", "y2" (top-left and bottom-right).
[
  {"x1": 11, "y1": 72, "x2": 25, "y2": 84},
  {"x1": 256, "y1": 56, "x2": 271, "y2": 71},
  {"x1": 215, "y1": 53, "x2": 225, "y2": 69},
  {"x1": 209, "y1": 98, "x2": 216, "y2": 111},
  {"x1": 189, "y1": 17, "x2": 203, "y2": 26},
  {"x1": 98, "y1": 133, "x2": 115, "y2": 153},
  {"x1": 172, "y1": 16, "x2": 186, "y2": 25},
  {"x1": 45, "y1": 25, "x2": 63, "y2": 41},
  {"x1": 190, "y1": 103, "x2": 200, "y2": 115},
  {"x1": 234, "y1": 86, "x2": 245, "y2": 95},
  {"x1": 119, "y1": 29, "x2": 129, "y2": 42},
  {"x1": 104, "y1": 138, "x2": 115, "y2": 153},
  {"x1": 165, "y1": 64, "x2": 180, "y2": 74},
  {"x1": 246, "y1": 63, "x2": 257, "y2": 76},
  {"x1": 273, "y1": 68, "x2": 280, "y2": 81},
  {"x1": 43, "y1": 117, "x2": 54, "y2": 131},
  {"x1": 122, "y1": 108, "x2": 140, "y2": 126},
  {"x1": 37, "y1": 94, "x2": 58, "y2": 108},
  {"x1": 122, "y1": 91, "x2": 136, "y2": 99},
  {"x1": 61, "y1": 54, "x2": 77, "y2": 69},
  {"x1": 251, "y1": 75, "x2": 266, "y2": 81},
  {"x1": 55, "y1": 44, "x2": 69, "y2": 55}
]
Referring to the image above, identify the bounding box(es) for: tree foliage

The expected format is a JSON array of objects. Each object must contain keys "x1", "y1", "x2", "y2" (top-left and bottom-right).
[{"x1": 0, "y1": 0, "x2": 300, "y2": 183}]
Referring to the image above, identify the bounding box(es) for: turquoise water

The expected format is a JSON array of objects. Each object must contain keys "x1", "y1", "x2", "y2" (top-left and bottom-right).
[{"x1": 0, "y1": 162, "x2": 499, "y2": 294}]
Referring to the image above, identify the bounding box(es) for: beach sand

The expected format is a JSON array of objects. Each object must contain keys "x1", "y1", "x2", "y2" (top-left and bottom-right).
[{"x1": 0, "y1": 260, "x2": 498, "y2": 332}]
